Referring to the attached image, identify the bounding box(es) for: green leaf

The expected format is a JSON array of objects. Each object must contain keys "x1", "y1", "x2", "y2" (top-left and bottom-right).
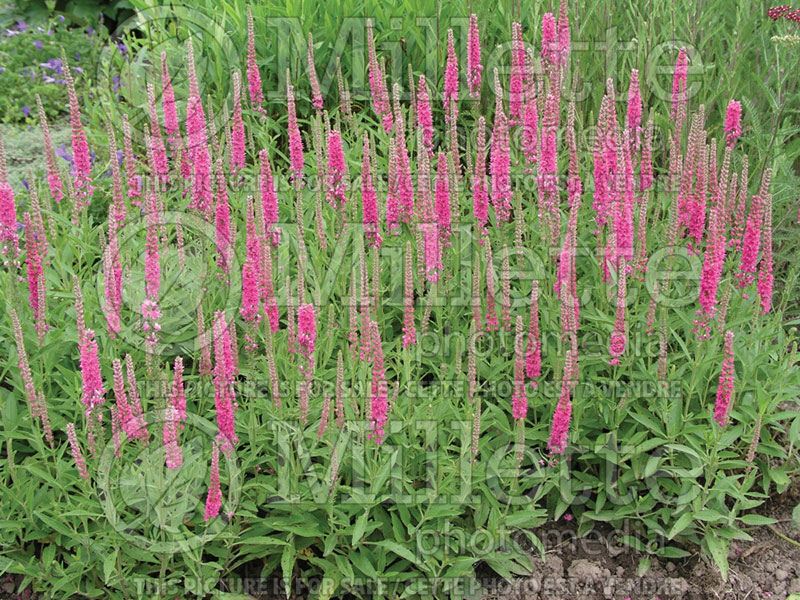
[
  {"x1": 103, "y1": 549, "x2": 118, "y2": 585},
  {"x1": 738, "y1": 514, "x2": 777, "y2": 526},
  {"x1": 704, "y1": 532, "x2": 729, "y2": 581},
  {"x1": 372, "y1": 540, "x2": 419, "y2": 566},
  {"x1": 352, "y1": 510, "x2": 368, "y2": 546},
  {"x1": 668, "y1": 512, "x2": 695, "y2": 540},
  {"x1": 793, "y1": 503, "x2": 800, "y2": 531},
  {"x1": 281, "y1": 538, "x2": 296, "y2": 597}
]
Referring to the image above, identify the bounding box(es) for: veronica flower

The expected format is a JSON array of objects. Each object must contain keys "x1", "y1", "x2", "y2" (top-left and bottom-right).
[
  {"x1": 204, "y1": 442, "x2": 222, "y2": 521},
  {"x1": 213, "y1": 312, "x2": 237, "y2": 452},
  {"x1": 286, "y1": 75, "x2": 305, "y2": 187},
  {"x1": 246, "y1": 7, "x2": 266, "y2": 118},
  {"x1": 467, "y1": 14, "x2": 483, "y2": 100},
  {"x1": 325, "y1": 129, "x2": 347, "y2": 210},
  {"x1": 307, "y1": 32, "x2": 323, "y2": 111},
  {"x1": 361, "y1": 133, "x2": 381, "y2": 247},
  {"x1": 367, "y1": 319, "x2": 389, "y2": 444},
  {"x1": 434, "y1": 151, "x2": 452, "y2": 245},
  {"x1": 416, "y1": 75, "x2": 434, "y2": 157},
  {"x1": 36, "y1": 95, "x2": 63, "y2": 203},
  {"x1": 511, "y1": 316, "x2": 528, "y2": 420},
  {"x1": 713, "y1": 331, "x2": 735, "y2": 426},
  {"x1": 473, "y1": 116, "x2": 489, "y2": 238},
  {"x1": 548, "y1": 350, "x2": 576, "y2": 454},
  {"x1": 64, "y1": 55, "x2": 93, "y2": 203},
  {"x1": 66, "y1": 423, "x2": 90, "y2": 480},
  {"x1": 444, "y1": 29, "x2": 459, "y2": 123},
  {"x1": 402, "y1": 241, "x2": 416, "y2": 348},
  {"x1": 509, "y1": 23, "x2": 526, "y2": 123},
  {"x1": 230, "y1": 72, "x2": 246, "y2": 174},
  {"x1": 490, "y1": 98, "x2": 512, "y2": 222},
  {"x1": 79, "y1": 329, "x2": 106, "y2": 415},
  {"x1": 724, "y1": 99, "x2": 742, "y2": 148},
  {"x1": 258, "y1": 149, "x2": 280, "y2": 247}
]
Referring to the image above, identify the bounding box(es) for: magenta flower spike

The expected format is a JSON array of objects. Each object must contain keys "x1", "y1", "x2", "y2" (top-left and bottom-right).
[
  {"x1": 467, "y1": 14, "x2": 483, "y2": 100},
  {"x1": 713, "y1": 331, "x2": 735, "y2": 426}
]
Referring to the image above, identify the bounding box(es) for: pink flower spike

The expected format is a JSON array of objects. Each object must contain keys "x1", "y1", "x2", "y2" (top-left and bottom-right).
[
  {"x1": 204, "y1": 442, "x2": 222, "y2": 521},
  {"x1": 627, "y1": 69, "x2": 642, "y2": 151},
  {"x1": 608, "y1": 260, "x2": 628, "y2": 366},
  {"x1": 307, "y1": 32, "x2": 323, "y2": 111},
  {"x1": 246, "y1": 7, "x2": 266, "y2": 118},
  {"x1": 367, "y1": 319, "x2": 389, "y2": 444},
  {"x1": 213, "y1": 311, "x2": 238, "y2": 451},
  {"x1": 402, "y1": 241, "x2": 416, "y2": 348},
  {"x1": 361, "y1": 133, "x2": 382, "y2": 248},
  {"x1": 416, "y1": 75, "x2": 434, "y2": 157},
  {"x1": 36, "y1": 96, "x2": 63, "y2": 203},
  {"x1": 444, "y1": 29, "x2": 459, "y2": 123},
  {"x1": 326, "y1": 129, "x2": 347, "y2": 211},
  {"x1": 724, "y1": 99, "x2": 742, "y2": 148},
  {"x1": 713, "y1": 331, "x2": 735, "y2": 426},
  {"x1": 467, "y1": 14, "x2": 483, "y2": 101},
  {"x1": 434, "y1": 151, "x2": 452, "y2": 245},
  {"x1": 541, "y1": 13, "x2": 558, "y2": 75},
  {"x1": 509, "y1": 22, "x2": 526, "y2": 123},
  {"x1": 122, "y1": 114, "x2": 140, "y2": 200},
  {"x1": 548, "y1": 350, "x2": 575, "y2": 454},
  {"x1": 511, "y1": 316, "x2": 528, "y2": 421},
  {"x1": 170, "y1": 356, "x2": 186, "y2": 423},
  {"x1": 79, "y1": 329, "x2": 106, "y2": 415},
  {"x1": 230, "y1": 72, "x2": 246, "y2": 174},
  {"x1": 163, "y1": 404, "x2": 182, "y2": 469},
  {"x1": 526, "y1": 281, "x2": 541, "y2": 380},
  {"x1": 64, "y1": 54, "x2": 93, "y2": 204},
  {"x1": 757, "y1": 194, "x2": 773, "y2": 313},
  {"x1": 473, "y1": 117, "x2": 489, "y2": 237},
  {"x1": 490, "y1": 103, "x2": 512, "y2": 222},
  {"x1": 286, "y1": 75, "x2": 305, "y2": 187},
  {"x1": 671, "y1": 47, "x2": 688, "y2": 126},
  {"x1": 259, "y1": 149, "x2": 281, "y2": 247},
  {"x1": 66, "y1": 423, "x2": 90, "y2": 480}
]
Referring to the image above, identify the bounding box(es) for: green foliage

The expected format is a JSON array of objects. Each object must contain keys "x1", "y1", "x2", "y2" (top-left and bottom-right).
[
  {"x1": 0, "y1": 12, "x2": 102, "y2": 124},
  {"x1": 1, "y1": 1, "x2": 799, "y2": 599}
]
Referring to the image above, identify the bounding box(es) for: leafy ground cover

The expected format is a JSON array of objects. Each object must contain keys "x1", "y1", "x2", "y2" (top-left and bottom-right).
[{"x1": 0, "y1": 1, "x2": 799, "y2": 599}]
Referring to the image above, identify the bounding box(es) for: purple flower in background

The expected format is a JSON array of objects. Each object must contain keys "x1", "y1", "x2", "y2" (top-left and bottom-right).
[
  {"x1": 0, "y1": 67, "x2": 5, "y2": 73},
  {"x1": 34, "y1": 40, "x2": 43, "y2": 50},
  {"x1": 116, "y1": 150, "x2": 124, "y2": 164},
  {"x1": 37, "y1": 26, "x2": 45, "y2": 33},
  {"x1": 117, "y1": 42, "x2": 127, "y2": 55},
  {"x1": 55, "y1": 144, "x2": 75, "y2": 171},
  {"x1": 87, "y1": 26, "x2": 93, "y2": 36},
  {"x1": 47, "y1": 29, "x2": 53, "y2": 36},
  {"x1": 17, "y1": 21, "x2": 27, "y2": 32},
  {"x1": 59, "y1": 15, "x2": 65, "y2": 23},
  {"x1": 21, "y1": 106, "x2": 30, "y2": 117},
  {"x1": 6, "y1": 29, "x2": 21, "y2": 37},
  {"x1": 99, "y1": 12, "x2": 104, "y2": 23},
  {"x1": 74, "y1": 52, "x2": 80, "y2": 61},
  {"x1": 22, "y1": 178, "x2": 29, "y2": 191},
  {"x1": 40, "y1": 58, "x2": 63, "y2": 74},
  {"x1": 90, "y1": 150, "x2": 96, "y2": 165}
]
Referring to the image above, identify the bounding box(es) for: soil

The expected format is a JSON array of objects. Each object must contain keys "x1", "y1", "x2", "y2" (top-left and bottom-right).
[{"x1": 484, "y1": 483, "x2": 800, "y2": 600}]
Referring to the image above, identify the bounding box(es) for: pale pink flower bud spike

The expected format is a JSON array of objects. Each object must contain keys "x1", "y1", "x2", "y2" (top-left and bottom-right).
[
  {"x1": 66, "y1": 423, "x2": 90, "y2": 480},
  {"x1": 713, "y1": 331, "x2": 735, "y2": 426},
  {"x1": 204, "y1": 441, "x2": 222, "y2": 521},
  {"x1": 246, "y1": 7, "x2": 267, "y2": 118}
]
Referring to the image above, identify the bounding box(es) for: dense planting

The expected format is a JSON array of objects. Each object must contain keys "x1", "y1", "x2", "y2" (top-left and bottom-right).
[{"x1": 1, "y1": 2, "x2": 799, "y2": 599}]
